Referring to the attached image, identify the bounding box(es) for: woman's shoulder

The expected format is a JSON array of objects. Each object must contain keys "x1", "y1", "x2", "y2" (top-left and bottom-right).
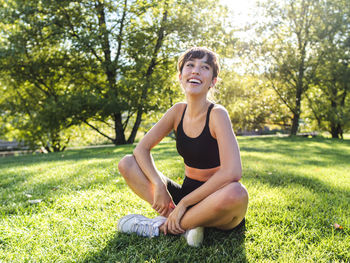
[
  {"x1": 211, "y1": 103, "x2": 229, "y2": 116},
  {"x1": 163, "y1": 102, "x2": 186, "y2": 114},
  {"x1": 208, "y1": 104, "x2": 232, "y2": 138},
  {"x1": 210, "y1": 104, "x2": 231, "y2": 125},
  {"x1": 170, "y1": 102, "x2": 187, "y2": 114},
  {"x1": 166, "y1": 102, "x2": 186, "y2": 130},
  {"x1": 173, "y1": 101, "x2": 187, "y2": 107}
]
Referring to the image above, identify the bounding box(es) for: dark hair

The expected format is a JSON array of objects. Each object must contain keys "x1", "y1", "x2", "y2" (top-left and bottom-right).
[{"x1": 177, "y1": 47, "x2": 220, "y2": 79}]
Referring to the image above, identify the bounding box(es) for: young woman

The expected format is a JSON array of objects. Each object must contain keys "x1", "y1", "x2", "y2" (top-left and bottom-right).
[{"x1": 117, "y1": 47, "x2": 248, "y2": 247}]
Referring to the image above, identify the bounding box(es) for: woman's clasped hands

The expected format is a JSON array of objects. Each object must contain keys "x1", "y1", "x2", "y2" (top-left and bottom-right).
[
  {"x1": 151, "y1": 181, "x2": 187, "y2": 235},
  {"x1": 163, "y1": 201, "x2": 187, "y2": 235}
]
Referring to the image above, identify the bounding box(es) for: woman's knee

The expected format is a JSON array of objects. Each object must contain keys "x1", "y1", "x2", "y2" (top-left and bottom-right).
[
  {"x1": 216, "y1": 182, "x2": 248, "y2": 211},
  {"x1": 118, "y1": 154, "x2": 135, "y2": 175}
]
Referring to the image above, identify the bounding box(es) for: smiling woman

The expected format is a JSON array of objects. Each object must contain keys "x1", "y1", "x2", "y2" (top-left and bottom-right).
[{"x1": 117, "y1": 47, "x2": 248, "y2": 248}]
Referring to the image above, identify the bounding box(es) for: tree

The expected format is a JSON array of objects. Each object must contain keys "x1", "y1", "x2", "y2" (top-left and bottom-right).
[
  {"x1": 255, "y1": 0, "x2": 321, "y2": 135},
  {"x1": 305, "y1": 0, "x2": 350, "y2": 138},
  {"x1": 0, "y1": 1, "x2": 77, "y2": 151},
  {"x1": 216, "y1": 70, "x2": 290, "y2": 133},
  {"x1": 0, "y1": 0, "x2": 234, "y2": 148},
  {"x1": 0, "y1": 0, "x2": 235, "y2": 147}
]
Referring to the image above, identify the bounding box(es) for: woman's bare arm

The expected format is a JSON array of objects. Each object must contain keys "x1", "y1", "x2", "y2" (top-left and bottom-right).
[{"x1": 132, "y1": 103, "x2": 183, "y2": 215}]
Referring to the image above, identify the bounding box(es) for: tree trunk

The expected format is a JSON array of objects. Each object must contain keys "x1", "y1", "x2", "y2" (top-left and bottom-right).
[
  {"x1": 290, "y1": 111, "x2": 300, "y2": 135},
  {"x1": 290, "y1": 88, "x2": 302, "y2": 135},
  {"x1": 127, "y1": 9, "x2": 168, "y2": 144},
  {"x1": 127, "y1": 110, "x2": 142, "y2": 144},
  {"x1": 97, "y1": 1, "x2": 128, "y2": 145},
  {"x1": 329, "y1": 95, "x2": 341, "y2": 139},
  {"x1": 114, "y1": 113, "x2": 127, "y2": 144},
  {"x1": 330, "y1": 124, "x2": 341, "y2": 139}
]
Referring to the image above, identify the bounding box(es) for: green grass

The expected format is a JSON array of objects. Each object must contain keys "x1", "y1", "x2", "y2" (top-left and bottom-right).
[{"x1": 0, "y1": 137, "x2": 349, "y2": 262}]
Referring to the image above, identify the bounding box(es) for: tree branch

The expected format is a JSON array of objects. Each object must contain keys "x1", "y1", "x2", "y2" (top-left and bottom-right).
[
  {"x1": 57, "y1": 5, "x2": 104, "y2": 64},
  {"x1": 84, "y1": 120, "x2": 115, "y2": 142},
  {"x1": 268, "y1": 77, "x2": 296, "y2": 114},
  {"x1": 113, "y1": 0, "x2": 127, "y2": 67}
]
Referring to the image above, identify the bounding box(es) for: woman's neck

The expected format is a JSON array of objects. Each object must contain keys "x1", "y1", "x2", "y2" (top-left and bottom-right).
[{"x1": 185, "y1": 96, "x2": 211, "y2": 119}]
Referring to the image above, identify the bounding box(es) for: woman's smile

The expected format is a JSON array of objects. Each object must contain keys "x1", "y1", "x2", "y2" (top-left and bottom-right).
[{"x1": 187, "y1": 78, "x2": 202, "y2": 85}]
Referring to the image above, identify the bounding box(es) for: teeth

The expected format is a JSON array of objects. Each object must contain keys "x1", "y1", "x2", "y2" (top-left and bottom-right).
[{"x1": 188, "y1": 79, "x2": 201, "y2": 84}]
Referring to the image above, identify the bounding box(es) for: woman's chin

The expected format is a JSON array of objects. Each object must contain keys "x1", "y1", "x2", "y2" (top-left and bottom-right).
[{"x1": 184, "y1": 87, "x2": 206, "y2": 96}]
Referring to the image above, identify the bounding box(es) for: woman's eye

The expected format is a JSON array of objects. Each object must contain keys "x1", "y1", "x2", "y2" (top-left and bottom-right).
[
  {"x1": 186, "y1": 63, "x2": 194, "y2": 67},
  {"x1": 202, "y1": 65, "x2": 210, "y2": 70}
]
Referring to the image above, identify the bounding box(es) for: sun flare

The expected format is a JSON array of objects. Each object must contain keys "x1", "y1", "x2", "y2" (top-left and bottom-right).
[{"x1": 220, "y1": 0, "x2": 257, "y2": 27}]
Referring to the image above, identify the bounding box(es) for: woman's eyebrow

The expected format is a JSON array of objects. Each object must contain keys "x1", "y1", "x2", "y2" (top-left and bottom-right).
[
  {"x1": 203, "y1": 61, "x2": 211, "y2": 67},
  {"x1": 186, "y1": 58, "x2": 211, "y2": 66}
]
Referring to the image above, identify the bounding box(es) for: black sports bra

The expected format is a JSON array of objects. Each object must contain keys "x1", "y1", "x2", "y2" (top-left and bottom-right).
[{"x1": 175, "y1": 103, "x2": 220, "y2": 169}]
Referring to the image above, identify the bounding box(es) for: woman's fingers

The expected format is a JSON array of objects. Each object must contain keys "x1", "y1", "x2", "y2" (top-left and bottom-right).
[
  {"x1": 164, "y1": 217, "x2": 184, "y2": 235},
  {"x1": 176, "y1": 223, "x2": 185, "y2": 234},
  {"x1": 152, "y1": 202, "x2": 168, "y2": 215},
  {"x1": 163, "y1": 221, "x2": 169, "y2": 235},
  {"x1": 161, "y1": 208, "x2": 169, "y2": 217},
  {"x1": 151, "y1": 203, "x2": 158, "y2": 210},
  {"x1": 159, "y1": 207, "x2": 167, "y2": 216},
  {"x1": 171, "y1": 220, "x2": 183, "y2": 234}
]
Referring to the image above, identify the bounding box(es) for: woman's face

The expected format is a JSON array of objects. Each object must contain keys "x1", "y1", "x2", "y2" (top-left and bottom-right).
[{"x1": 179, "y1": 55, "x2": 217, "y2": 97}]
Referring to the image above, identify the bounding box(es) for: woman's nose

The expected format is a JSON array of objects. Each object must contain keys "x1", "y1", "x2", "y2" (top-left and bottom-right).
[{"x1": 191, "y1": 65, "x2": 200, "y2": 74}]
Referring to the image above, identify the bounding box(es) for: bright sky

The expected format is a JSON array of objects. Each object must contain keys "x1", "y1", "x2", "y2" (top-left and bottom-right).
[
  {"x1": 219, "y1": 0, "x2": 263, "y2": 73},
  {"x1": 220, "y1": 0, "x2": 258, "y2": 27}
]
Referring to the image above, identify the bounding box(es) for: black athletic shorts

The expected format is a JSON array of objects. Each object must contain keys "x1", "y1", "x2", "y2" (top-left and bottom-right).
[
  {"x1": 166, "y1": 176, "x2": 204, "y2": 205},
  {"x1": 166, "y1": 176, "x2": 246, "y2": 231}
]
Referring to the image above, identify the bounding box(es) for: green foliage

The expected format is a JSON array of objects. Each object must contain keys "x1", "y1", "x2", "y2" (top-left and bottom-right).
[
  {"x1": 305, "y1": 0, "x2": 350, "y2": 138},
  {"x1": 0, "y1": 0, "x2": 235, "y2": 147},
  {"x1": 248, "y1": 0, "x2": 350, "y2": 137},
  {"x1": 216, "y1": 70, "x2": 291, "y2": 133},
  {"x1": 0, "y1": 137, "x2": 349, "y2": 262},
  {"x1": 253, "y1": 0, "x2": 322, "y2": 135},
  {"x1": 1, "y1": 0, "x2": 349, "y2": 146}
]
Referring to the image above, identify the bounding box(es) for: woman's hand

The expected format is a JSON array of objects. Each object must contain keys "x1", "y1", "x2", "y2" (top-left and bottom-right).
[
  {"x1": 163, "y1": 201, "x2": 187, "y2": 235},
  {"x1": 152, "y1": 183, "x2": 173, "y2": 216}
]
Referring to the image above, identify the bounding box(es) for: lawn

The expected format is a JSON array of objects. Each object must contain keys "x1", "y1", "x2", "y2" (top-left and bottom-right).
[{"x1": 0, "y1": 136, "x2": 349, "y2": 262}]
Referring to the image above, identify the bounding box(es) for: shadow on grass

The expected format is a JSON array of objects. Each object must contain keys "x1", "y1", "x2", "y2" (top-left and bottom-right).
[
  {"x1": 0, "y1": 143, "x2": 181, "y2": 218},
  {"x1": 0, "y1": 142, "x2": 179, "y2": 175},
  {"x1": 0, "y1": 162, "x2": 127, "y2": 216},
  {"x1": 0, "y1": 144, "x2": 135, "y2": 169},
  {"x1": 241, "y1": 138, "x2": 350, "y2": 197},
  {"x1": 81, "y1": 223, "x2": 247, "y2": 263},
  {"x1": 240, "y1": 137, "x2": 350, "y2": 167}
]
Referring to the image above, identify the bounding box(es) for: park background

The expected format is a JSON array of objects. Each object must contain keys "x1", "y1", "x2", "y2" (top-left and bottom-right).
[
  {"x1": 0, "y1": 0, "x2": 349, "y2": 151},
  {"x1": 0, "y1": 0, "x2": 349, "y2": 262}
]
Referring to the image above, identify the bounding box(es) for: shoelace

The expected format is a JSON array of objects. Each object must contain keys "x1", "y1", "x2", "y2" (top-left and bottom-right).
[{"x1": 132, "y1": 220, "x2": 157, "y2": 237}]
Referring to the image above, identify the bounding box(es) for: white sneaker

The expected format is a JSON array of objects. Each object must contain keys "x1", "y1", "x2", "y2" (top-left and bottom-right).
[
  {"x1": 183, "y1": 227, "x2": 204, "y2": 247},
  {"x1": 117, "y1": 214, "x2": 166, "y2": 238}
]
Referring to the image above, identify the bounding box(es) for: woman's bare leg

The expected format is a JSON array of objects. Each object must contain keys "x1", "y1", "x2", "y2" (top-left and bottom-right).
[
  {"x1": 182, "y1": 182, "x2": 248, "y2": 230},
  {"x1": 118, "y1": 154, "x2": 248, "y2": 232},
  {"x1": 118, "y1": 154, "x2": 154, "y2": 205},
  {"x1": 159, "y1": 182, "x2": 248, "y2": 233}
]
